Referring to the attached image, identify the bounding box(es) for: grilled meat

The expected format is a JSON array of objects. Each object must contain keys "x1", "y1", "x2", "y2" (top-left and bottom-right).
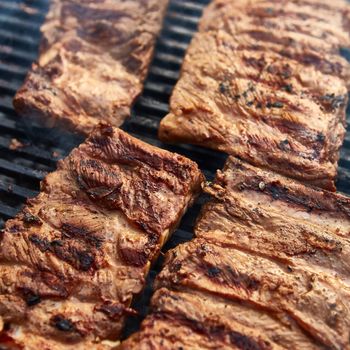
[
  {"x1": 198, "y1": 157, "x2": 350, "y2": 280},
  {"x1": 13, "y1": 0, "x2": 168, "y2": 135},
  {"x1": 0, "y1": 125, "x2": 203, "y2": 350},
  {"x1": 120, "y1": 157, "x2": 350, "y2": 350},
  {"x1": 156, "y1": 238, "x2": 350, "y2": 349},
  {"x1": 159, "y1": 0, "x2": 350, "y2": 190},
  {"x1": 120, "y1": 288, "x2": 322, "y2": 350}
]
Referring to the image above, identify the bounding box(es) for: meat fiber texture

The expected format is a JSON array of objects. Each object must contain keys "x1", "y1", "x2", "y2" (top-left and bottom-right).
[
  {"x1": 159, "y1": 0, "x2": 350, "y2": 191},
  {"x1": 13, "y1": 0, "x2": 169, "y2": 135},
  {"x1": 120, "y1": 157, "x2": 350, "y2": 350},
  {"x1": 0, "y1": 125, "x2": 204, "y2": 350}
]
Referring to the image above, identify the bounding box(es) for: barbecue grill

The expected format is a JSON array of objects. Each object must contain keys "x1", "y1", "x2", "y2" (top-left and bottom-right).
[{"x1": 0, "y1": 0, "x2": 350, "y2": 340}]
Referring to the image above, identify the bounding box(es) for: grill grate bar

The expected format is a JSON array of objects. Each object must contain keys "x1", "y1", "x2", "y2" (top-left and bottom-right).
[
  {"x1": 170, "y1": 0, "x2": 206, "y2": 14},
  {"x1": 0, "y1": 65, "x2": 30, "y2": 79},
  {"x1": 0, "y1": 28, "x2": 41, "y2": 46},
  {"x1": 157, "y1": 37, "x2": 188, "y2": 51},
  {"x1": 0, "y1": 203, "x2": 18, "y2": 220},
  {"x1": 0, "y1": 97, "x2": 21, "y2": 115},
  {"x1": 162, "y1": 26, "x2": 194, "y2": 41},
  {"x1": 0, "y1": 181, "x2": 37, "y2": 199},
  {"x1": 0, "y1": 137, "x2": 60, "y2": 166},
  {"x1": 0, "y1": 2, "x2": 46, "y2": 17},
  {"x1": 0, "y1": 159, "x2": 46, "y2": 181},
  {"x1": 0, "y1": 79, "x2": 22, "y2": 96},
  {"x1": 154, "y1": 51, "x2": 183, "y2": 65},
  {"x1": 136, "y1": 96, "x2": 170, "y2": 114},
  {"x1": 144, "y1": 81, "x2": 174, "y2": 95},
  {"x1": 0, "y1": 0, "x2": 48, "y2": 9},
  {"x1": 0, "y1": 14, "x2": 42, "y2": 33},
  {"x1": 149, "y1": 65, "x2": 180, "y2": 80},
  {"x1": 167, "y1": 11, "x2": 200, "y2": 26},
  {"x1": 0, "y1": 45, "x2": 37, "y2": 64}
]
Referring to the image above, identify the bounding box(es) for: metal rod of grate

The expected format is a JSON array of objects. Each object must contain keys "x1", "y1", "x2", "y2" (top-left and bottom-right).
[{"x1": 0, "y1": 0, "x2": 350, "y2": 338}]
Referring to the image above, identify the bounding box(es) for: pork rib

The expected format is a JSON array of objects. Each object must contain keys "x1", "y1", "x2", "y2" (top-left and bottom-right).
[
  {"x1": 120, "y1": 157, "x2": 350, "y2": 350},
  {"x1": 13, "y1": 0, "x2": 168, "y2": 135},
  {"x1": 0, "y1": 125, "x2": 203, "y2": 349},
  {"x1": 159, "y1": 0, "x2": 350, "y2": 190}
]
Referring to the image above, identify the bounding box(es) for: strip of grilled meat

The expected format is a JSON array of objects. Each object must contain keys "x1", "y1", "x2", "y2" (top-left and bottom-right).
[
  {"x1": 159, "y1": 0, "x2": 350, "y2": 190},
  {"x1": 120, "y1": 157, "x2": 350, "y2": 350},
  {"x1": 0, "y1": 125, "x2": 203, "y2": 350},
  {"x1": 13, "y1": 0, "x2": 168, "y2": 135},
  {"x1": 120, "y1": 287, "x2": 324, "y2": 350}
]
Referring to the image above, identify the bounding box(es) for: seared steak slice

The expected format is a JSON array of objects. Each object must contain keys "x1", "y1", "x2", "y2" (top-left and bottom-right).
[
  {"x1": 120, "y1": 157, "x2": 350, "y2": 350},
  {"x1": 13, "y1": 0, "x2": 168, "y2": 135},
  {"x1": 159, "y1": 0, "x2": 350, "y2": 190},
  {"x1": 0, "y1": 125, "x2": 203, "y2": 349}
]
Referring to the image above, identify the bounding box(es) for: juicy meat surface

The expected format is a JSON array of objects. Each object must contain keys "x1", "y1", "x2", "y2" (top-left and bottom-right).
[
  {"x1": 120, "y1": 288, "x2": 323, "y2": 350},
  {"x1": 120, "y1": 157, "x2": 350, "y2": 350},
  {"x1": 159, "y1": 0, "x2": 350, "y2": 190},
  {"x1": 199, "y1": 157, "x2": 350, "y2": 281},
  {"x1": 0, "y1": 125, "x2": 203, "y2": 350},
  {"x1": 13, "y1": 0, "x2": 168, "y2": 135}
]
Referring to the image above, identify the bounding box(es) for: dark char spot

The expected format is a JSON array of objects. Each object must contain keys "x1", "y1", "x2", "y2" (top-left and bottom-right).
[
  {"x1": 29, "y1": 234, "x2": 50, "y2": 252},
  {"x1": 29, "y1": 234, "x2": 95, "y2": 272},
  {"x1": 206, "y1": 266, "x2": 221, "y2": 277},
  {"x1": 279, "y1": 139, "x2": 290, "y2": 152},
  {"x1": 51, "y1": 239, "x2": 64, "y2": 247},
  {"x1": 226, "y1": 265, "x2": 260, "y2": 291},
  {"x1": 316, "y1": 133, "x2": 325, "y2": 143},
  {"x1": 77, "y1": 251, "x2": 94, "y2": 271},
  {"x1": 23, "y1": 213, "x2": 42, "y2": 226},
  {"x1": 230, "y1": 331, "x2": 265, "y2": 350},
  {"x1": 61, "y1": 223, "x2": 103, "y2": 248},
  {"x1": 267, "y1": 101, "x2": 284, "y2": 108},
  {"x1": 50, "y1": 315, "x2": 75, "y2": 332},
  {"x1": 169, "y1": 262, "x2": 182, "y2": 273},
  {"x1": 219, "y1": 82, "x2": 229, "y2": 94},
  {"x1": 282, "y1": 84, "x2": 293, "y2": 93},
  {"x1": 18, "y1": 288, "x2": 41, "y2": 306},
  {"x1": 320, "y1": 93, "x2": 345, "y2": 111}
]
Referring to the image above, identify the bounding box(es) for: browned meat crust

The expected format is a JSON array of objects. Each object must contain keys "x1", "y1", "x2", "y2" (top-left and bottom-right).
[
  {"x1": 0, "y1": 125, "x2": 204, "y2": 350},
  {"x1": 121, "y1": 288, "x2": 325, "y2": 350},
  {"x1": 159, "y1": 0, "x2": 350, "y2": 190},
  {"x1": 199, "y1": 157, "x2": 350, "y2": 280},
  {"x1": 120, "y1": 157, "x2": 350, "y2": 350},
  {"x1": 13, "y1": 0, "x2": 168, "y2": 135}
]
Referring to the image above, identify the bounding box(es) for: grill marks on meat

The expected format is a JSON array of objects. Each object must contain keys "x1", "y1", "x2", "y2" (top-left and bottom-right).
[
  {"x1": 13, "y1": 0, "x2": 168, "y2": 135},
  {"x1": 0, "y1": 125, "x2": 203, "y2": 350},
  {"x1": 159, "y1": 0, "x2": 350, "y2": 190},
  {"x1": 198, "y1": 158, "x2": 350, "y2": 279},
  {"x1": 156, "y1": 240, "x2": 350, "y2": 349},
  {"x1": 120, "y1": 157, "x2": 350, "y2": 350},
  {"x1": 120, "y1": 288, "x2": 323, "y2": 350},
  {"x1": 71, "y1": 126, "x2": 201, "y2": 237}
]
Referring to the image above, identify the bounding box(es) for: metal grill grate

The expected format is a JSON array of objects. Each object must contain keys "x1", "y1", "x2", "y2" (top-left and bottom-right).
[{"x1": 0, "y1": 0, "x2": 350, "y2": 338}]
